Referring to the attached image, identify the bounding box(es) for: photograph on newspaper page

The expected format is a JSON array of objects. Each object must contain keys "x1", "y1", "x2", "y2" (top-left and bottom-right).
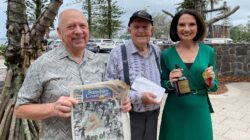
[{"x1": 70, "y1": 80, "x2": 131, "y2": 140}]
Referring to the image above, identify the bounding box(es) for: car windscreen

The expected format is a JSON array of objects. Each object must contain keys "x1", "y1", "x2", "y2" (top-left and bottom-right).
[{"x1": 103, "y1": 40, "x2": 113, "y2": 43}]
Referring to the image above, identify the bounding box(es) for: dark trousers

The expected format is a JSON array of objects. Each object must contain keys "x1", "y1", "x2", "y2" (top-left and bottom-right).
[{"x1": 129, "y1": 108, "x2": 160, "y2": 140}]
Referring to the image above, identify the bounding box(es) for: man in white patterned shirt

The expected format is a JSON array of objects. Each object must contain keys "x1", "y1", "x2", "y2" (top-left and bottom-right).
[
  {"x1": 14, "y1": 9, "x2": 131, "y2": 140},
  {"x1": 105, "y1": 10, "x2": 161, "y2": 140}
]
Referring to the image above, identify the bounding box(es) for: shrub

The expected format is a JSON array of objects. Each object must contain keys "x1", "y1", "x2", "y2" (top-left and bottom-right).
[{"x1": 0, "y1": 44, "x2": 7, "y2": 55}]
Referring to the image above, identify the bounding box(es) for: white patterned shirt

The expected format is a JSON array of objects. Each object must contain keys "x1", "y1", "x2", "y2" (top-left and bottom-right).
[
  {"x1": 16, "y1": 46, "x2": 105, "y2": 140},
  {"x1": 105, "y1": 40, "x2": 161, "y2": 112}
]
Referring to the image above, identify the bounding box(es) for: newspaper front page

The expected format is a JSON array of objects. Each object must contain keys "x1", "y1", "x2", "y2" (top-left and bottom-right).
[{"x1": 71, "y1": 80, "x2": 131, "y2": 140}]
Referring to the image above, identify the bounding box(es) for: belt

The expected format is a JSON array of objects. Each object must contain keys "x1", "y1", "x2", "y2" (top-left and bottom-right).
[
  {"x1": 191, "y1": 88, "x2": 207, "y2": 95},
  {"x1": 168, "y1": 88, "x2": 207, "y2": 95},
  {"x1": 169, "y1": 88, "x2": 213, "y2": 113},
  {"x1": 129, "y1": 108, "x2": 160, "y2": 117}
]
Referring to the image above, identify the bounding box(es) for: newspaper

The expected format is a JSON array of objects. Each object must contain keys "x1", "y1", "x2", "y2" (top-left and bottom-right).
[{"x1": 70, "y1": 80, "x2": 131, "y2": 140}]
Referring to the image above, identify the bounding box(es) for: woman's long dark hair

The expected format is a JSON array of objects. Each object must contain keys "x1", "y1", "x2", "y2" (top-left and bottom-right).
[{"x1": 170, "y1": 9, "x2": 206, "y2": 42}]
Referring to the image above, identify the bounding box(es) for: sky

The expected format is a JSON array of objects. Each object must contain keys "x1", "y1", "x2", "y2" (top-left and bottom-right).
[{"x1": 0, "y1": 0, "x2": 249, "y2": 38}]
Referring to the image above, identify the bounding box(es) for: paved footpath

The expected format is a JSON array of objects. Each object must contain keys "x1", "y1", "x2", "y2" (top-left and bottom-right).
[{"x1": 210, "y1": 82, "x2": 250, "y2": 140}]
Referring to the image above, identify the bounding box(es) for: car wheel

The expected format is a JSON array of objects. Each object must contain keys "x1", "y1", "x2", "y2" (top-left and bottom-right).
[{"x1": 97, "y1": 47, "x2": 100, "y2": 53}]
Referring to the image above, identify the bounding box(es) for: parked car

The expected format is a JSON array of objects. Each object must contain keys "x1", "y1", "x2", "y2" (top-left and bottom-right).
[
  {"x1": 86, "y1": 40, "x2": 98, "y2": 53},
  {"x1": 47, "y1": 39, "x2": 62, "y2": 51},
  {"x1": 203, "y1": 38, "x2": 233, "y2": 44},
  {"x1": 93, "y1": 39, "x2": 116, "y2": 53},
  {"x1": 155, "y1": 39, "x2": 165, "y2": 46},
  {"x1": 113, "y1": 39, "x2": 125, "y2": 47},
  {"x1": 163, "y1": 39, "x2": 174, "y2": 45},
  {"x1": 152, "y1": 39, "x2": 174, "y2": 46}
]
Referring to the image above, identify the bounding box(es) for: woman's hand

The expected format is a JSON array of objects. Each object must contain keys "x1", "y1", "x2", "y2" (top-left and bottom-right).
[
  {"x1": 203, "y1": 66, "x2": 215, "y2": 87},
  {"x1": 169, "y1": 68, "x2": 183, "y2": 85}
]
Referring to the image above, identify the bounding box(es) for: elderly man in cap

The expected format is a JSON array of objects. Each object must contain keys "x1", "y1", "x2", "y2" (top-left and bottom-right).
[{"x1": 105, "y1": 10, "x2": 161, "y2": 140}]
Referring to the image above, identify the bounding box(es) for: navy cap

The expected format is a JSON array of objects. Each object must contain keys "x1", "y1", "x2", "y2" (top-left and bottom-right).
[{"x1": 128, "y1": 10, "x2": 153, "y2": 26}]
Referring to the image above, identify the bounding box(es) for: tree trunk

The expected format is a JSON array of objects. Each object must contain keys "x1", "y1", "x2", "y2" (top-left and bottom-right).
[
  {"x1": 0, "y1": 0, "x2": 63, "y2": 139},
  {"x1": 206, "y1": 6, "x2": 240, "y2": 25},
  {"x1": 87, "y1": 0, "x2": 92, "y2": 36},
  {"x1": 30, "y1": 0, "x2": 63, "y2": 59},
  {"x1": 107, "y1": 0, "x2": 112, "y2": 39}
]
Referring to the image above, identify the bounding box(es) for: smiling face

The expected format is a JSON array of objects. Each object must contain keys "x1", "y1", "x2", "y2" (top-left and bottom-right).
[
  {"x1": 128, "y1": 18, "x2": 153, "y2": 48},
  {"x1": 57, "y1": 10, "x2": 89, "y2": 53},
  {"x1": 177, "y1": 14, "x2": 198, "y2": 42}
]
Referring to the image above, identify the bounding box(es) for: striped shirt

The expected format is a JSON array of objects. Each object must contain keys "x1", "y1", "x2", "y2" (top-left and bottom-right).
[
  {"x1": 105, "y1": 40, "x2": 161, "y2": 112},
  {"x1": 16, "y1": 46, "x2": 105, "y2": 140}
]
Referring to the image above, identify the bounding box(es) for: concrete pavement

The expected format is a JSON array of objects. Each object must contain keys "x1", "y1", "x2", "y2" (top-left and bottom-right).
[{"x1": 210, "y1": 82, "x2": 250, "y2": 140}]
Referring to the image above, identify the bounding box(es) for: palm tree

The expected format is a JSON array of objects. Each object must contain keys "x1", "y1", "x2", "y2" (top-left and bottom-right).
[
  {"x1": 0, "y1": 0, "x2": 63, "y2": 139},
  {"x1": 26, "y1": 0, "x2": 50, "y2": 25}
]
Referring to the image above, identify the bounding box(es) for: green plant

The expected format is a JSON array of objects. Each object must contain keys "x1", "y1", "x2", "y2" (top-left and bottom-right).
[{"x1": 0, "y1": 44, "x2": 7, "y2": 55}]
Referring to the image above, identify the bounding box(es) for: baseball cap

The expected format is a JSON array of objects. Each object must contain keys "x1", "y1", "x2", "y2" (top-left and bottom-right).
[{"x1": 128, "y1": 10, "x2": 153, "y2": 26}]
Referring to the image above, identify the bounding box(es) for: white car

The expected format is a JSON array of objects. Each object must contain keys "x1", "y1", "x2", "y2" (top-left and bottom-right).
[
  {"x1": 155, "y1": 39, "x2": 165, "y2": 46},
  {"x1": 93, "y1": 39, "x2": 116, "y2": 53},
  {"x1": 204, "y1": 38, "x2": 233, "y2": 44},
  {"x1": 113, "y1": 39, "x2": 125, "y2": 47}
]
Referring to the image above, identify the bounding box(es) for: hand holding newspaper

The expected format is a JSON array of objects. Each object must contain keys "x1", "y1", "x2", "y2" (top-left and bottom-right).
[
  {"x1": 131, "y1": 77, "x2": 165, "y2": 102},
  {"x1": 71, "y1": 80, "x2": 131, "y2": 140}
]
